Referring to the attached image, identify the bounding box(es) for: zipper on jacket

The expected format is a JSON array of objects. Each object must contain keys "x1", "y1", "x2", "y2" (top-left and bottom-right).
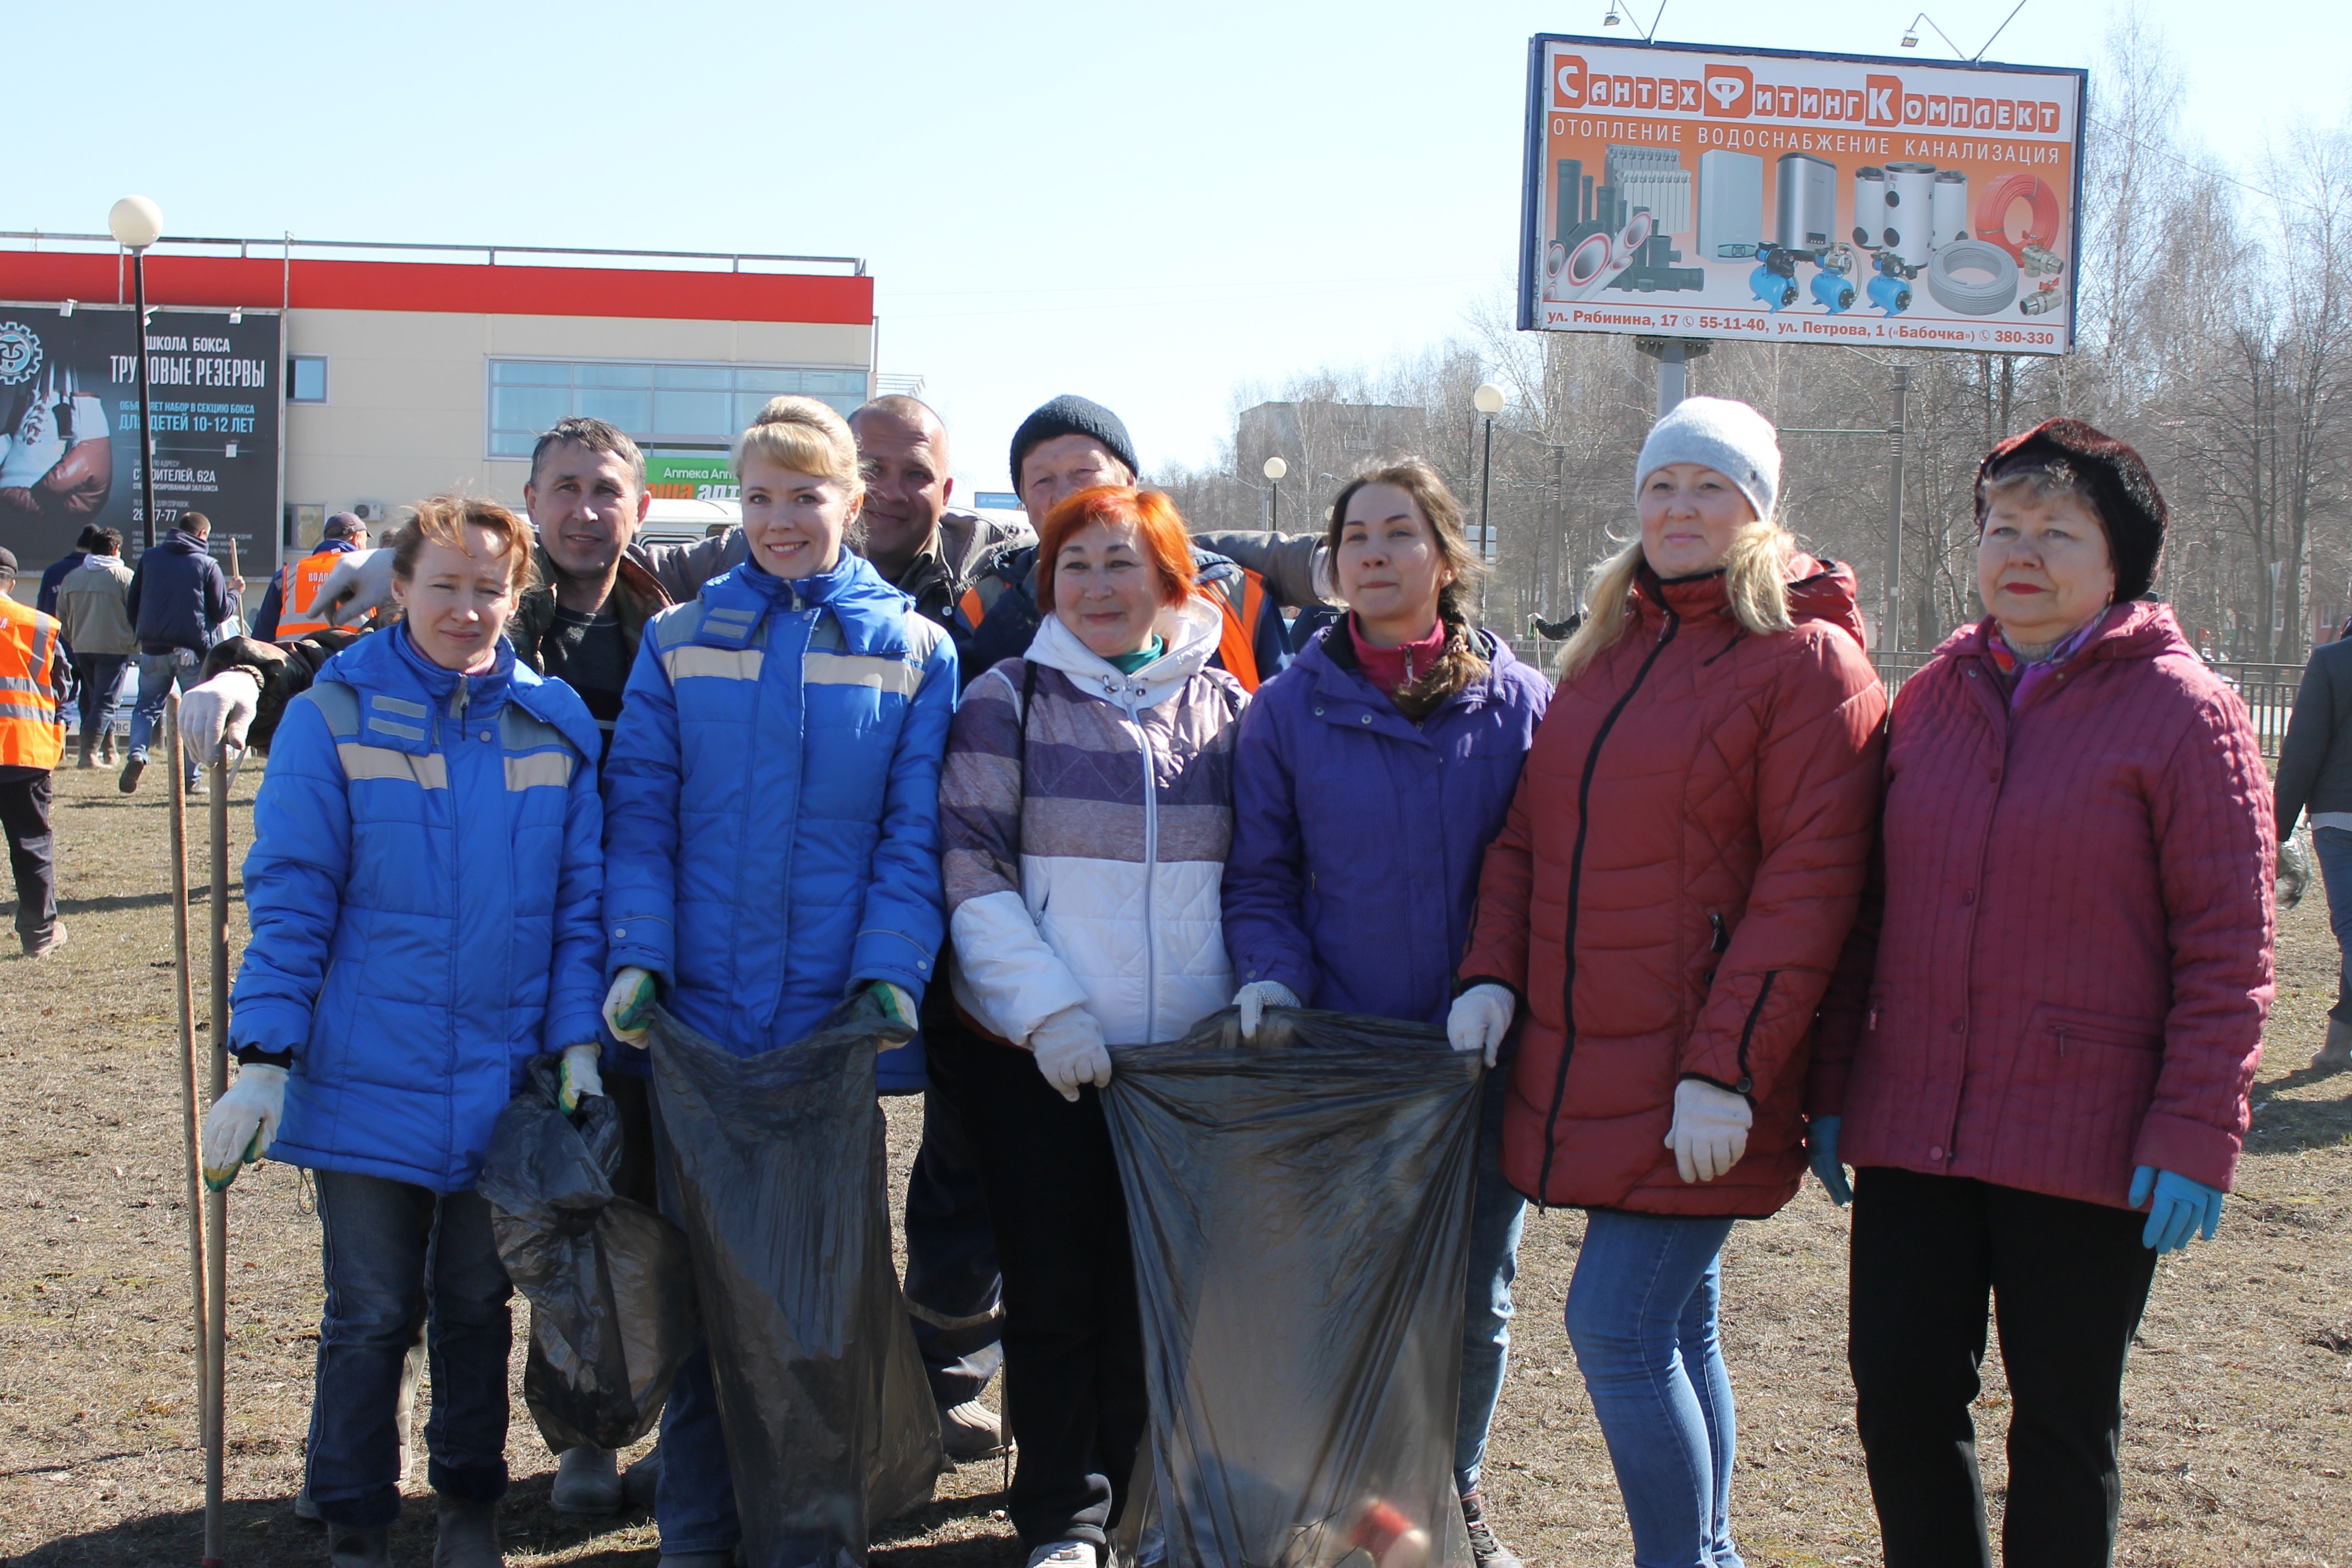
[
  {"x1": 1129, "y1": 690, "x2": 1159, "y2": 1045},
  {"x1": 1709, "y1": 913, "x2": 1730, "y2": 953},
  {"x1": 1536, "y1": 609, "x2": 1680, "y2": 1204},
  {"x1": 1733, "y1": 970, "x2": 1777, "y2": 1092}
]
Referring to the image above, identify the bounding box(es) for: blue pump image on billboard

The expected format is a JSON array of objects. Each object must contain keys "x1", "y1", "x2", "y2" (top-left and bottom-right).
[{"x1": 1517, "y1": 36, "x2": 2087, "y2": 355}]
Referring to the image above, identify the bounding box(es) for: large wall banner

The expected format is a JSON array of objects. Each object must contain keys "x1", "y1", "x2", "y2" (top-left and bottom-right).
[
  {"x1": 1517, "y1": 37, "x2": 2087, "y2": 355},
  {"x1": 0, "y1": 302, "x2": 282, "y2": 584}
]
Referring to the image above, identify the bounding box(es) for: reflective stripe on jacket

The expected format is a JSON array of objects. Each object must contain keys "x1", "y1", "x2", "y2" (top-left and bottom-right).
[
  {"x1": 0, "y1": 597, "x2": 67, "y2": 770},
  {"x1": 228, "y1": 625, "x2": 607, "y2": 1193}
]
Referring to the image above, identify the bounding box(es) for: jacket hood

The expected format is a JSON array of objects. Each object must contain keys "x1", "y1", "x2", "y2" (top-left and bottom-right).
[
  {"x1": 159, "y1": 530, "x2": 211, "y2": 556},
  {"x1": 1023, "y1": 594, "x2": 1225, "y2": 709},
  {"x1": 1639, "y1": 551, "x2": 1869, "y2": 653},
  {"x1": 72, "y1": 553, "x2": 131, "y2": 575},
  {"x1": 1947, "y1": 597, "x2": 2192, "y2": 671},
  {"x1": 727, "y1": 549, "x2": 913, "y2": 656}
]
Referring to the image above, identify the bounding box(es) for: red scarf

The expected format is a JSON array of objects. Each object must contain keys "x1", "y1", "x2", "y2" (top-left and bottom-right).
[{"x1": 1349, "y1": 614, "x2": 1447, "y2": 698}]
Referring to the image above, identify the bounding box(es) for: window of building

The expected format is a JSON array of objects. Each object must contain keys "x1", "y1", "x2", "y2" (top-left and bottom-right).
[
  {"x1": 288, "y1": 356, "x2": 329, "y2": 403},
  {"x1": 486, "y1": 359, "x2": 868, "y2": 458}
]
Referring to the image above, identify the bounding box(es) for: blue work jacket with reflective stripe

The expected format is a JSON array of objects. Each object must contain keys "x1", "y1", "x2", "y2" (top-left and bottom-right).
[
  {"x1": 601, "y1": 552, "x2": 957, "y2": 1086},
  {"x1": 230, "y1": 626, "x2": 607, "y2": 1193}
]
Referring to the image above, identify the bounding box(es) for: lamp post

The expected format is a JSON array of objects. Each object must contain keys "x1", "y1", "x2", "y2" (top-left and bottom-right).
[
  {"x1": 1262, "y1": 456, "x2": 1287, "y2": 533},
  {"x1": 108, "y1": 195, "x2": 164, "y2": 549},
  {"x1": 1472, "y1": 383, "x2": 1505, "y2": 620}
]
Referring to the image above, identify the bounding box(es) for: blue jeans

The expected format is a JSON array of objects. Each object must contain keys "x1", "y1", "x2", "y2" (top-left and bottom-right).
[
  {"x1": 1456, "y1": 1067, "x2": 1528, "y2": 1495},
  {"x1": 70, "y1": 652, "x2": 129, "y2": 741},
  {"x1": 126, "y1": 649, "x2": 200, "y2": 779},
  {"x1": 2314, "y1": 826, "x2": 2352, "y2": 1023},
  {"x1": 308, "y1": 1170, "x2": 512, "y2": 1529},
  {"x1": 1564, "y1": 1210, "x2": 1743, "y2": 1568}
]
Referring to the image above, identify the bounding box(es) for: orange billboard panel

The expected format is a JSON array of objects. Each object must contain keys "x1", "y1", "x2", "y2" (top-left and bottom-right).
[{"x1": 1518, "y1": 37, "x2": 2087, "y2": 355}]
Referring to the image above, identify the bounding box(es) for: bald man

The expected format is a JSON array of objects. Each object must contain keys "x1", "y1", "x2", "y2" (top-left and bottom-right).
[{"x1": 850, "y1": 395, "x2": 1032, "y2": 672}]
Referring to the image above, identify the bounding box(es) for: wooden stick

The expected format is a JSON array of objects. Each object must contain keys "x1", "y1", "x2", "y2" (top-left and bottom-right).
[
  {"x1": 165, "y1": 694, "x2": 210, "y2": 1520},
  {"x1": 202, "y1": 756, "x2": 230, "y2": 1566}
]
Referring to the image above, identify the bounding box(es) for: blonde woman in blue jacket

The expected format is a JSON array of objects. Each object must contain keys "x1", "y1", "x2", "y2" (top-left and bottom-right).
[{"x1": 203, "y1": 498, "x2": 606, "y2": 1568}]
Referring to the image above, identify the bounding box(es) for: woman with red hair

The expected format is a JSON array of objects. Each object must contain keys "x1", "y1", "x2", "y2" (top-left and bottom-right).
[{"x1": 937, "y1": 484, "x2": 1246, "y2": 1568}]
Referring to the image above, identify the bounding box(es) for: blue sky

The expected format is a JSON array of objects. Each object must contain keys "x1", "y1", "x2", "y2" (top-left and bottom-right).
[{"x1": 10, "y1": 0, "x2": 2343, "y2": 491}]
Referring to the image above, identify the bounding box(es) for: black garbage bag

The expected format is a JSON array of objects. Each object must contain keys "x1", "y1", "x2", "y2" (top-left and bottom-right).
[
  {"x1": 479, "y1": 1054, "x2": 698, "y2": 1452},
  {"x1": 648, "y1": 1004, "x2": 943, "y2": 1568},
  {"x1": 1103, "y1": 1008, "x2": 1483, "y2": 1568}
]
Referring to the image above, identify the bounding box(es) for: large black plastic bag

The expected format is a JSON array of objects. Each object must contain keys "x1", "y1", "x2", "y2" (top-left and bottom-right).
[
  {"x1": 479, "y1": 1054, "x2": 698, "y2": 1452},
  {"x1": 648, "y1": 1004, "x2": 943, "y2": 1568},
  {"x1": 1103, "y1": 1008, "x2": 1483, "y2": 1568}
]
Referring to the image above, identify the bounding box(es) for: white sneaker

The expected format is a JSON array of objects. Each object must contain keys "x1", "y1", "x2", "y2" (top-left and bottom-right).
[{"x1": 1025, "y1": 1543, "x2": 1098, "y2": 1568}]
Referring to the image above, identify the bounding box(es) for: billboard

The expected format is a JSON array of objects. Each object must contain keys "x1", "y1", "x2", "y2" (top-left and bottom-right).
[
  {"x1": 644, "y1": 453, "x2": 739, "y2": 502},
  {"x1": 1518, "y1": 37, "x2": 2087, "y2": 355},
  {"x1": 0, "y1": 303, "x2": 282, "y2": 585}
]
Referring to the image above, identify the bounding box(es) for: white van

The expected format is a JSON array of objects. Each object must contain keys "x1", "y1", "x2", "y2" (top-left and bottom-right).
[{"x1": 638, "y1": 496, "x2": 740, "y2": 550}]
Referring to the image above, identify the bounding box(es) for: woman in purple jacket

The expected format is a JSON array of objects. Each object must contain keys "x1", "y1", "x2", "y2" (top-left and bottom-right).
[{"x1": 1221, "y1": 459, "x2": 1550, "y2": 1568}]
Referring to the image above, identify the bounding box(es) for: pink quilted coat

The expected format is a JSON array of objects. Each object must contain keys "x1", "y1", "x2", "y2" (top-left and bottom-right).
[{"x1": 1810, "y1": 602, "x2": 2273, "y2": 1208}]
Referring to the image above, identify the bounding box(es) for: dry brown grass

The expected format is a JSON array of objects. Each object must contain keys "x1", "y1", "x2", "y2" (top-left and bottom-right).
[{"x1": 2, "y1": 759, "x2": 2347, "y2": 1566}]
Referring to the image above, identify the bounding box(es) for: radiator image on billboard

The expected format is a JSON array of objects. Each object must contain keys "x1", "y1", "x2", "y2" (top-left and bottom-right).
[{"x1": 1517, "y1": 37, "x2": 2086, "y2": 355}]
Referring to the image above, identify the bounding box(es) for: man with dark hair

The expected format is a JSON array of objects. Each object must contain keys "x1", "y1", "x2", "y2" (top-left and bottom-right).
[
  {"x1": 121, "y1": 511, "x2": 241, "y2": 796},
  {"x1": 53, "y1": 528, "x2": 135, "y2": 767},
  {"x1": 249, "y1": 513, "x2": 368, "y2": 641},
  {"x1": 37, "y1": 524, "x2": 102, "y2": 618},
  {"x1": 0, "y1": 546, "x2": 71, "y2": 958}
]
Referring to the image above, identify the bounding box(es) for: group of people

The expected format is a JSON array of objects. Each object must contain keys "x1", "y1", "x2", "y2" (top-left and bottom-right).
[{"x1": 90, "y1": 378, "x2": 2262, "y2": 1568}]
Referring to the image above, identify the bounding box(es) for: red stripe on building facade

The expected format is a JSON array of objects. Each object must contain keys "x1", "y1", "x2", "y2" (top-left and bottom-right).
[{"x1": 0, "y1": 252, "x2": 873, "y2": 325}]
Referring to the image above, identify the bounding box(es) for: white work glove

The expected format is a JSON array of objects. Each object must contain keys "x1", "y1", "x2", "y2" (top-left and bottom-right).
[
  {"x1": 1233, "y1": 979, "x2": 1300, "y2": 1041},
  {"x1": 304, "y1": 548, "x2": 398, "y2": 628},
  {"x1": 1665, "y1": 1078, "x2": 1754, "y2": 1184},
  {"x1": 1028, "y1": 1004, "x2": 1112, "y2": 1102},
  {"x1": 557, "y1": 1043, "x2": 604, "y2": 1114},
  {"x1": 1446, "y1": 983, "x2": 1516, "y2": 1068},
  {"x1": 603, "y1": 967, "x2": 656, "y2": 1045},
  {"x1": 177, "y1": 669, "x2": 260, "y2": 765},
  {"x1": 200, "y1": 1064, "x2": 287, "y2": 1191}
]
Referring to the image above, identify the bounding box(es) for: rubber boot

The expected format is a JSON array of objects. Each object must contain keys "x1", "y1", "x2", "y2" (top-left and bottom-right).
[
  {"x1": 552, "y1": 1444, "x2": 623, "y2": 1516},
  {"x1": 433, "y1": 1495, "x2": 503, "y2": 1568},
  {"x1": 328, "y1": 1522, "x2": 393, "y2": 1568},
  {"x1": 76, "y1": 736, "x2": 95, "y2": 769},
  {"x1": 2316, "y1": 1016, "x2": 2352, "y2": 1070},
  {"x1": 623, "y1": 1443, "x2": 661, "y2": 1510}
]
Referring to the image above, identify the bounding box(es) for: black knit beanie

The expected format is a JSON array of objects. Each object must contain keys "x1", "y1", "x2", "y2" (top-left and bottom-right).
[
  {"x1": 1974, "y1": 417, "x2": 2168, "y2": 601},
  {"x1": 1009, "y1": 395, "x2": 1138, "y2": 496}
]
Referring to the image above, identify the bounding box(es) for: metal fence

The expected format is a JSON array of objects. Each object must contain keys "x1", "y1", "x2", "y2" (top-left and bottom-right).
[{"x1": 1505, "y1": 638, "x2": 2309, "y2": 761}]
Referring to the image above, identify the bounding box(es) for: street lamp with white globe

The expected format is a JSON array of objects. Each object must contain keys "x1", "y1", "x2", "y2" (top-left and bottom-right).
[
  {"x1": 1262, "y1": 455, "x2": 1288, "y2": 533},
  {"x1": 108, "y1": 196, "x2": 164, "y2": 548},
  {"x1": 1472, "y1": 383, "x2": 1505, "y2": 567}
]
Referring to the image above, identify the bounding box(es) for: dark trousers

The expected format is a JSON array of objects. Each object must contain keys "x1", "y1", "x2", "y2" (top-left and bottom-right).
[
  {"x1": 70, "y1": 652, "x2": 129, "y2": 742},
  {"x1": 309, "y1": 1169, "x2": 513, "y2": 1529},
  {"x1": 905, "y1": 1016, "x2": 1005, "y2": 1406},
  {"x1": 929, "y1": 1021, "x2": 1145, "y2": 1549},
  {"x1": 1849, "y1": 1166, "x2": 2158, "y2": 1568},
  {"x1": 0, "y1": 770, "x2": 56, "y2": 942}
]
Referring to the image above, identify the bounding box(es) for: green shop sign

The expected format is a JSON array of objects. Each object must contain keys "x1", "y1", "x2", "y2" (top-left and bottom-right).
[{"x1": 645, "y1": 455, "x2": 739, "y2": 502}]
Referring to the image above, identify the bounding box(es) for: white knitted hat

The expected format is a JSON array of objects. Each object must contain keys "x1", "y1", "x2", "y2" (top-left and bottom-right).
[{"x1": 1634, "y1": 396, "x2": 1781, "y2": 523}]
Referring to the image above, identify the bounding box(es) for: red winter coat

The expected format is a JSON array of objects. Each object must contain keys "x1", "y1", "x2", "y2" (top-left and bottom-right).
[
  {"x1": 1460, "y1": 557, "x2": 1887, "y2": 1216},
  {"x1": 1809, "y1": 604, "x2": 2273, "y2": 1207}
]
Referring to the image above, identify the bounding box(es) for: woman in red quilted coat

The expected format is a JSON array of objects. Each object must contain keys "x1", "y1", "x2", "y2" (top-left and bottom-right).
[
  {"x1": 1453, "y1": 397, "x2": 1886, "y2": 1567},
  {"x1": 1808, "y1": 420, "x2": 2273, "y2": 1568}
]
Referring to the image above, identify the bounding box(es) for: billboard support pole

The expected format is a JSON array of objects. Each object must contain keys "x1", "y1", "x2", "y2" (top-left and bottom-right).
[
  {"x1": 1636, "y1": 338, "x2": 1710, "y2": 422},
  {"x1": 1884, "y1": 364, "x2": 1910, "y2": 654}
]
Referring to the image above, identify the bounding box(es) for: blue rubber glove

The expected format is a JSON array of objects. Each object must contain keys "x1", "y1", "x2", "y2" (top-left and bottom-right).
[
  {"x1": 2129, "y1": 1165, "x2": 2224, "y2": 1254},
  {"x1": 1807, "y1": 1115, "x2": 1853, "y2": 1206}
]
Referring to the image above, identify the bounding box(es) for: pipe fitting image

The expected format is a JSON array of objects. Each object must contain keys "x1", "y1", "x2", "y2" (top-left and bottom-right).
[{"x1": 1928, "y1": 237, "x2": 2021, "y2": 315}]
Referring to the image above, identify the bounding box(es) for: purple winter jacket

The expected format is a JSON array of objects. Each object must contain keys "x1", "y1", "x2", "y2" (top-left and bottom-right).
[{"x1": 1222, "y1": 624, "x2": 1550, "y2": 1029}]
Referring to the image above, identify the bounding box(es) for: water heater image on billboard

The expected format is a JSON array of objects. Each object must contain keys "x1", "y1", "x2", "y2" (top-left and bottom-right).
[{"x1": 1518, "y1": 36, "x2": 2086, "y2": 353}]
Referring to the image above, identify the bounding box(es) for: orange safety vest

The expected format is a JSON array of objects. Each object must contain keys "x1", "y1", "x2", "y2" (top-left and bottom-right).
[
  {"x1": 1212, "y1": 569, "x2": 1267, "y2": 692},
  {"x1": 0, "y1": 596, "x2": 66, "y2": 770},
  {"x1": 273, "y1": 550, "x2": 349, "y2": 639}
]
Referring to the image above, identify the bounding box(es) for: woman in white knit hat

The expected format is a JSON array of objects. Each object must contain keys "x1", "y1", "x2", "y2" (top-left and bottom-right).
[{"x1": 1451, "y1": 396, "x2": 1886, "y2": 1566}]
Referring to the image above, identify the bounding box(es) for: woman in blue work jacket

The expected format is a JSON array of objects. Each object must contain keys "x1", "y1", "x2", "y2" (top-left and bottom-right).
[
  {"x1": 202, "y1": 497, "x2": 608, "y2": 1567},
  {"x1": 597, "y1": 395, "x2": 959, "y2": 1563}
]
